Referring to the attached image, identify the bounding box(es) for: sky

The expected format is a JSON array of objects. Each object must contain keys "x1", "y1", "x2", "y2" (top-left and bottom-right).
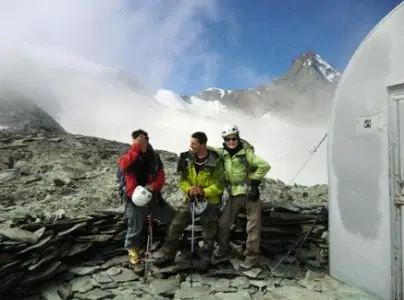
[
  {"x1": 201, "y1": 0, "x2": 401, "y2": 93},
  {"x1": 0, "y1": 0, "x2": 400, "y2": 96}
]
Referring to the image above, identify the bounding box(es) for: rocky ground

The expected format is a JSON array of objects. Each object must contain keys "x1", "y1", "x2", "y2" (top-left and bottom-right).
[
  {"x1": 0, "y1": 100, "x2": 379, "y2": 299},
  {"x1": 34, "y1": 258, "x2": 379, "y2": 300},
  {"x1": 0, "y1": 132, "x2": 327, "y2": 225}
]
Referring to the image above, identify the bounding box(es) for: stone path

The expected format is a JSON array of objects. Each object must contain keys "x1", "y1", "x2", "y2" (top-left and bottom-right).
[{"x1": 29, "y1": 255, "x2": 380, "y2": 300}]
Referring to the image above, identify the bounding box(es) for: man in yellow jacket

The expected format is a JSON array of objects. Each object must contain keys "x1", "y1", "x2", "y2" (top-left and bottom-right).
[
  {"x1": 215, "y1": 124, "x2": 270, "y2": 270},
  {"x1": 153, "y1": 131, "x2": 225, "y2": 272}
]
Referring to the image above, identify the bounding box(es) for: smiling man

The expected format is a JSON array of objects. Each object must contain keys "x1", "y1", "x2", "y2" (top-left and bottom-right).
[
  {"x1": 153, "y1": 131, "x2": 225, "y2": 272},
  {"x1": 215, "y1": 124, "x2": 271, "y2": 270}
]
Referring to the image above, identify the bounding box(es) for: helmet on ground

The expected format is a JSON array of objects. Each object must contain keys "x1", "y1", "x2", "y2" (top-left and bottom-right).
[
  {"x1": 131, "y1": 186, "x2": 152, "y2": 207},
  {"x1": 190, "y1": 198, "x2": 208, "y2": 217},
  {"x1": 221, "y1": 124, "x2": 239, "y2": 138}
]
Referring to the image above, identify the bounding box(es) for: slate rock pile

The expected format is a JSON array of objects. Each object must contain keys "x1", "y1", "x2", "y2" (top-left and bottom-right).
[
  {"x1": 0, "y1": 209, "x2": 168, "y2": 298},
  {"x1": 0, "y1": 198, "x2": 328, "y2": 299},
  {"x1": 234, "y1": 201, "x2": 328, "y2": 270},
  {"x1": 25, "y1": 263, "x2": 380, "y2": 300},
  {"x1": 1, "y1": 221, "x2": 374, "y2": 300}
]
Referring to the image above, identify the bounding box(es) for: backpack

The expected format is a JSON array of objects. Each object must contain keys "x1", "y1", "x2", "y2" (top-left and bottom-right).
[{"x1": 117, "y1": 167, "x2": 126, "y2": 198}]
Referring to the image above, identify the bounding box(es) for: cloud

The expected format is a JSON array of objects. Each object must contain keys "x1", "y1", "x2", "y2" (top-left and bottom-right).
[
  {"x1": 0, "y1": 0, "x2": 328, "y2": 186},
  {"x1": 0, "y1": 0, "x2": 228, "y2": 91},
  {"x1": 232, "y1": 66, "x2": 273, "y2": 89}
]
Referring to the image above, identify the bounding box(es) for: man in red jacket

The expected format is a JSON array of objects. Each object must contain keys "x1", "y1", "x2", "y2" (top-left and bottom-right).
[{"x1": 118, "y1": 129, "x2": 174, "y2": 274}]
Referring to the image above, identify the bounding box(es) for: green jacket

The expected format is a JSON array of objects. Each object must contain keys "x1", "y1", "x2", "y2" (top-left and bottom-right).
[
  {"x1": 177, "y1": 146, "x2": 225, "y2": 205},
  {"x1": 220, "y1": 139, "x2": 271, "y2": 196}
]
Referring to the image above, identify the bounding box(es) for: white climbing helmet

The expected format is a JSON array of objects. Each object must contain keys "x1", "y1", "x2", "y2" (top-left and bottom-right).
[
  {"x1": 221, "y1": 124, "x2": 239, "y2": 138},
  {"x1": 131, "y1": 186, "x2": 152, "y2": 207}
]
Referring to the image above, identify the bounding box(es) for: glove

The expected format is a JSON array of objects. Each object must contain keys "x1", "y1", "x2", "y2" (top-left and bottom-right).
[{"x1": 247, "y1": 180, "x2": 260, "y2": 201}]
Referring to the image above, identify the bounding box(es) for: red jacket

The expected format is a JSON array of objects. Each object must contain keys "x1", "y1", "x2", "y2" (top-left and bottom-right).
[{"x1": 118, "y1": 143, "x2": 165, "y2": 197}]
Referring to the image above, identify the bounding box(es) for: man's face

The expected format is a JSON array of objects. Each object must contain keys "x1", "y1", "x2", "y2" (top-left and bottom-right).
[
  {"x1": 189, "y1": 137, "x2": 203, "y2": 153},
  {"x1": 224, "y1": 134, "x2": 238, "y2": 149}
]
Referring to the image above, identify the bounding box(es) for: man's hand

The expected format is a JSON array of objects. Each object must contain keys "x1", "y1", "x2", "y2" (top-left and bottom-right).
[
  {"x1": 146, "y1": 184, "x2": 154, "y2": 192},
  {"x1": 189, "y1": 186, "x2": 205, "y2": 200},
  {"x1": 132, "y1": 134, "x2": 146, "y2": 145},
  {"x1": 132, "y1": 134, "x2": 148, "y2": 152},
  {"x1": 189, "y1": 186, "x2": 199, "y2": 196}
]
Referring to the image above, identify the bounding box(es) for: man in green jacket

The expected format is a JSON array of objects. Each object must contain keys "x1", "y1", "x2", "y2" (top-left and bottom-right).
[
  {"x1": 215, "y1": 124, "x2": 271, "y2": 270},
  {"x1": 153, "y1": 131, "x2": 225, "y2": 272}
]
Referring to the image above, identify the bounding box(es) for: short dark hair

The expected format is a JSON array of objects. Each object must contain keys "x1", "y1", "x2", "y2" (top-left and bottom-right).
[
  {"x1": 132, "y1": 129, "x2": 148, "y2": 140},
  {"x1": 191, "y1": 131, "x2": 207, "y2": 145}
]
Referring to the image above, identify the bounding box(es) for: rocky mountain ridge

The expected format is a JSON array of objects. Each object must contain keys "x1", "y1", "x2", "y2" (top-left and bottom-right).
[{"x1": 181, "y1": 51, "x2": 340, "y2": 123}]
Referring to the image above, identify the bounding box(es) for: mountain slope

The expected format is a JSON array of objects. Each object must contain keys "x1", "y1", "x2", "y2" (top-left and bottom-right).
[
  {"x1": 0, "y1": 90, "x2": 66, "y2": 137},
  {"x1": 185, "y1": 51, "x2": 340, "y2": 124}
]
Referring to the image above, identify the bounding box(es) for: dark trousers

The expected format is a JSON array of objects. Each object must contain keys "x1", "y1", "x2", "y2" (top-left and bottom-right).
[
  {"x1": 124, "y1": 195, "x2": 175, "y2": 250},
  {"x1": 162, "y1": 201, "x2": 220, "y2": 259}
]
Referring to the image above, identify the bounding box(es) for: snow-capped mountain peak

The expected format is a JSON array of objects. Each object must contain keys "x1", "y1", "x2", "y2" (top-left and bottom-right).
[
  {"x1": 298, "y1": 51, "x2": 341, "y2": 82},
  {"x1": 197, "y1": 87, "x2": 231, "y2": 99},
  {"x1": 179, "y1": 51, "x2": 339, "y2": 120}
]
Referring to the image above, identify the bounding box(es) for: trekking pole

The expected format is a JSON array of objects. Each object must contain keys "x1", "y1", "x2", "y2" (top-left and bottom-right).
[
  {"x1": 143, "y1": 213, "x2": 153, "y2": 283},
  {"x1": 190, "y1": 198, "x2": 196, "y2": 287},
  {"x1": 274, "y1": 206, "x2": 326, "y2": 287}
]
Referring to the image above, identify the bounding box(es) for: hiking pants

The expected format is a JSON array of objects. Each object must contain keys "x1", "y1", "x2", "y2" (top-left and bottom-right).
[
  {"x1": 124, "y1": 196, "x2": 175, "y2": 250},
  {"x1": 162, "y1": 201, "x2": 219, "y2": 259},
  {"x1": 217, "y1": 194, "x2": 262, "y2": 256}
]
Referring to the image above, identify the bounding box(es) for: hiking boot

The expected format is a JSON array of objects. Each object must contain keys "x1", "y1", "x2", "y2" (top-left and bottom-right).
[
  {"x1": 128, "y1": 248, "x2": 144, "y2": 274},
  {"x1": 213, "y1": 247, "x2": 233, "y2": 261},
  {"x1": 198, "y1": 258, "x2": 211, "y2": 273},
  {"x1": 153, "y1": 247, "x2": 176, "y2": 268},
  {"x1": 239, "y1": 255, "x2": 258, "y2": 271},
  {"x1": 180, "y1": 247, "x2": 194, "y2": 260}
]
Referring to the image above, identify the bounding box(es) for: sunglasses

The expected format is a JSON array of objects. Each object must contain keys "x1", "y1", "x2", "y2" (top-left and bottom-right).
[{"x1": 225, "y1": 137, "x2": 238, "y2": 142}]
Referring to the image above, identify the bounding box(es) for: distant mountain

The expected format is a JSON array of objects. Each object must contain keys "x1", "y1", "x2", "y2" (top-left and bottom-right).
[
  {"x1": 182, "y1": 51, "x2": 341, "y2": 124},
  {"x1": 0, "y1": 47, "x2": 340, "y2": 128}
]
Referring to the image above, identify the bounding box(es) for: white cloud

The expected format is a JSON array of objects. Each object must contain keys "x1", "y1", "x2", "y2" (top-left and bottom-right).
[
  {"x1": 0, "y1": 0, "x2": 225, "y2": 91},
  {"x1": 233, "y1": 66, "x2": 273, "y2": 88}
]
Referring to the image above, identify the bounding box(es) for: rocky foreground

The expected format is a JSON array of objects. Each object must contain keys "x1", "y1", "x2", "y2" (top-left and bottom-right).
[{"x1": 0, "y1": 131, "x2": 381, "y2": 300}]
